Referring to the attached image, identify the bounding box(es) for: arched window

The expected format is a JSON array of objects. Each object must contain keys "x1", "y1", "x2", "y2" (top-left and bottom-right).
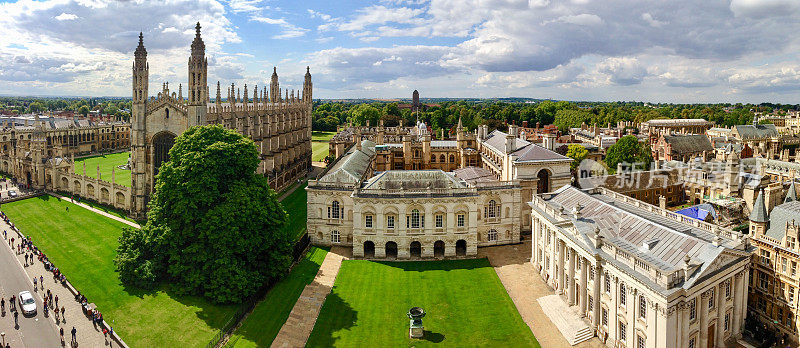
[
  {"x1": 331, "y1": 230, "x2": 340, "y2": 243},
  {"x1": 431, "y1": 155, "x2": 436, "y2": 162},
  {"x1": 620, "y1": 284, "x2": 627, "y2": 306},
  {"x1": 488, "y1": 229, "x2": 498, "y2": 241},
  {"x1": 165, "y1": 108, "x2": 170, "y2": 119},
  {"x1": 411, "y1": 209, "x2": 421, "y2": 229},
  {"x1": 439, "y1": 154, "x2": 445, "y2": 162},
  {"x1": 329, "y1": 200, "x2": 341, "y2": 219},
  {"x1": 487, "y1": 200, "x2": 497, "y2": 218}
]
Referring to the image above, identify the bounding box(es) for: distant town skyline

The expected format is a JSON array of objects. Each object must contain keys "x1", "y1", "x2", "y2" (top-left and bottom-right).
[{"x1": 2, "y1": 0, "x2": 800, "y2": 104}]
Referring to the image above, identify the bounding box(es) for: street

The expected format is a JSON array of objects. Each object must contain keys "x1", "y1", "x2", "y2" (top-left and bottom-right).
[{"x1": 0, "y1": 235, "x2": 62, "y2": 347}]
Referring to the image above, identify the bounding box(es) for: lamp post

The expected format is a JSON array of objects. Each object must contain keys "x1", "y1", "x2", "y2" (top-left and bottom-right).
[{"x1": 407, "y1": 307, "x2": 425, "y2": 339}]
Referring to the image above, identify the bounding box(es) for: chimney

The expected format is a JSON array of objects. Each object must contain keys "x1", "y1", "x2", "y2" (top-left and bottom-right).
[{"x1": 505, "y1": 132, "x2": 515, "y2": 153}]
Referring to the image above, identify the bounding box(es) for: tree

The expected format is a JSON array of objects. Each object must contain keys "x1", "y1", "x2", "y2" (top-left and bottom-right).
[
  {"x1": 115, "y1": 125, "x2": 291, "y2": 303},
  {"x1": 78, "y1": 105, "x2": 89, "y2": 117},
  {"x1": 604, "y1": 135, "x2": 652, "y2": 174},
  {"x1": 565, "y1": 144, "x2": 588, "y2": 172},
  {"x1": 553, "y1": 109, "x2": 591, "y2": 132},
  {"x1": 349, "y1": 104, "x2": 381, "y2": 126}
]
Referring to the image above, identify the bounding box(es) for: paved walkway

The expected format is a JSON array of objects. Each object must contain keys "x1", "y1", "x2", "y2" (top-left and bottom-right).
[
  {"x1": 270, "y1": 247, "x2": 349, "y2": 348},
  {"x1": 50, "y1": 193, "x2": 140, "y2": 229},
  {"x1": 479, "y1": 241, "x2": 604, "y2": 348},
  {"x1": 2, "y1": 219, "x2": 115, "y2": 348}
]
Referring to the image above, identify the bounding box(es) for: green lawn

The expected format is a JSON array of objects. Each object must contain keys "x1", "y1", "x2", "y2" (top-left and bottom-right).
[
  {"x1": 307, "y1": 259, "x2": 539, "y2": 347},
  {"x1": 312, "y1": 131, "x2": 335, "y2": 162},
  {"x1": 73, "y1": 152, "x2": 131, "y2": 187},
  {"x1": 2, "y1": 196, "x2": 237, "y2": 347},
  {"x1": 224, "y1": 246, "x2": 329, "y2": 348},
  {"x1": 278, "y1": 182, "x2": 308, "y2": 241}
]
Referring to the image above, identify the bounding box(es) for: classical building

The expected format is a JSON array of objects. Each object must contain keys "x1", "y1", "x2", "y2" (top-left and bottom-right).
[
  {"x1": 306, "y1": 139, "x2": 521, "y2": 258},
  {"x1": 748, "y1": 182, "x2": 800, "y2": 345},
  {"x1": 0, "y1": 117, "x2": 130, "y2": 184},
  {"x1": 598, "y1": 169, "x2": 685, "y2": 207},
  {"x1": 130, "y1": 23, "x2": 312, "y2": 217},
  {"x1": 531, "y1": 185, "x2": 751, "y2": 348}
]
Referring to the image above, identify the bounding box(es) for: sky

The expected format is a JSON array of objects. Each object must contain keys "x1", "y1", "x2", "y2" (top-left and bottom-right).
[{"x1": 1, "y1": 0, "x2": 800, "y2": 103}]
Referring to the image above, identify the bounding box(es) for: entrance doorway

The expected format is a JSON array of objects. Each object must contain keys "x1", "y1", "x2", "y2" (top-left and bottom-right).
[
  {"x1": 537, "y1": 169, "x2": 550, "y2": 194},
  {"x1": 410, "y1": 241, "x2": 421, "y2": 258},
  {"x1": 434, "y1": 240, "x2": 445, "y2": 258},
  {"x1": 363, "y1": 241, "x2": 375, "y2": 258},
  {"x1": 385, "y1": 241, "x2": 398, "y2": 259},
  {"x1": 456, "y1": 240, "x2": 467, "y2": 256}
]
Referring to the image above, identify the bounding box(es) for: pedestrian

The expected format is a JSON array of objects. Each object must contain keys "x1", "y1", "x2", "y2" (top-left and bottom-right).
[
  {"x1": 13, "y1": 310, "x2": 18, "y2": 325},
  {"x1": 61, "y1": 305, "x2": 65, "y2": 320},
  {"x1": 1, "y1": 297, "x2": 4, "y2": 312},
  {"x1": 71, "y1": 326, "x2": 77, "y2": 343},
  {"x1": 60, "y1": 327, "x2": 64, "y2": 343},
  {"x1": 40, "y1": 275, "x2": 43, "y2": 288},
  {"x1": 55, "y1": 295, "x2": 58, "y2": 308},
  {"x1": 24, "y1": 253, "x2": 27, "y2": 266},
  {"x1": 33, "y1": 277, "x2": 37, "y2": 289}
]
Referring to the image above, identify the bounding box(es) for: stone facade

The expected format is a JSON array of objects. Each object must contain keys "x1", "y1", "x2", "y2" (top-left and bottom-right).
[
  {"x1": 531, "y1": 185, "x2": 751, "y2": 348},
  {"x1": 307, "y1": 136, "x2": 522, "y2": 258},
  {"x1": 130, "y1": 24, "x2": 312, "y2": 217},
  {"x1": 748, "y1": 183, "x2": 800, "y2": 345}
]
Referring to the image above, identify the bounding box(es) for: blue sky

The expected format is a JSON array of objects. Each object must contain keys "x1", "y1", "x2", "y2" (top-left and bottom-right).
[{"x1": 1, "y1": 0, "x2": 800, "y2": 103}]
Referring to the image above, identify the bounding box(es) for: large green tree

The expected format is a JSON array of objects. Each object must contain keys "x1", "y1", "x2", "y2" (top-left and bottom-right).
[
  {"x1": 604, "y1": 135, "x2": 653, "y2": 174},
  {"x1": 565, "y1": 144, "x2": 588, "y2": 172},
  {"x1": 115, "y1": 125, "x2": 291, "y2": 303},
  {"x1": 349, "y1": 104, "x2": 381, "y2": 126}
]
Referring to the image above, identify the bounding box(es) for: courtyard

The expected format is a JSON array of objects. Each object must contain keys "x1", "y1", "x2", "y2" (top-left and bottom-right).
[
  {"x1": 2, "y1": 195, "x2": 236, "y2": 347},
  {"x1": 73, "y1": 151, "x2": 132, "y2": 187},
  {"x1": 312, "y1": 131, "x2": 335, "y2": 162},
  {"x1": 306, "y1": 258, "x2": 540, "y2": 347}
]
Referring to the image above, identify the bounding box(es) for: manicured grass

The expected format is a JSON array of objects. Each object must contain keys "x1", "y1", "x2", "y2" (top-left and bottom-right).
[
  {"x1": 2, "y1": 196, "x2": 237, "y2": 348},
  {"x1": 278, "y1": 182, "x2": 308, "y2": 241},
  {"x1": 312, "y1": 131, "x2": 335, "y2": 162},
  {"x1": 73, "y1": 152, "x2": 131, "y2": 187},
  {"x1": 307, "y1": 259, "x2": 539, "y2": 347},
  {"x1": 225, "y1": 246, "x2": 329, "y2": 348}
]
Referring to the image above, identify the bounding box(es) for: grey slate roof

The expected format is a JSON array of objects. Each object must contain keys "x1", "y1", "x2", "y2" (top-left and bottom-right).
[
  {"x1": 786, "y1": 181, "x2": 798, "y2": 204},
  {"x1": 430, "y1": 140, "x2": 457, "y2": 148},
  {"x1": 362, "y1": 169, "x2": 465, "y2": 190},
  {"x1": 538, "y1": 186, "x2": 745, "y2": 293},
  {"x1": 483, "y1": 129, "x2": 570, "y2": 162},
  {"x1": 734, "y1": 124, "x2": 778, "y2": 139},
  {"x1": 663, "y1": 134, "x2": 714, "y2": 154},
  {"x1": 750, "y1": 190, "x2": 769, "y2": 223},
  {"x1": 318, "y1": 140, "x2": 375, "y2": 184},
  {"x1": 453, "y1": 166, "x2": 497, "y2": 184},
  {"x1": 766, "y1": 200, "x2": 800, "y2": 240}
]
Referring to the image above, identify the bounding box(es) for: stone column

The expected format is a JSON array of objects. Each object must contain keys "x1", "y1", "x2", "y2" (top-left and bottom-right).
[
  {"x1": 422, "y1": 241, "x2": 433, "y2": 258},
  {"x1": 592, "y1": 264, "x2": 602, "y2": 330},
  {"x1": 531, "y1": 218, "x2": 539, "y2": 266},
  {"x1": 716, "y1": 283, "x2": 724, "y2": 347},
  {"x1": 558, "y1": 240, "x2": 566, "y2": 294},
  {"x1": 699, "y1": 290, "x2": 709, "y2": 348},
  {"x1": 568, "y1": 248, "x2": 576, "y2": 305},
  {"x1": 445, "y1": 243, "x2": 455, "y2": 257},
  {"x1": 579, "y1": 257, "x2": 588, "y2": 317}
]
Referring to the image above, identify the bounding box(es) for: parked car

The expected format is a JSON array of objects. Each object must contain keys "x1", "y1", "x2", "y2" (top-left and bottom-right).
[
  {"x1": 18, "y1": 291, "x2": 36, "y2": 315},
  {"x1": 8, "y1": 190, "x2": 17, "y2": 198}
]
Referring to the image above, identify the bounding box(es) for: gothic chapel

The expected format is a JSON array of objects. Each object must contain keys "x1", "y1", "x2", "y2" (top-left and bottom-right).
[{"x1": 130, "y1": 23, "x2": 313, "y2": 217}]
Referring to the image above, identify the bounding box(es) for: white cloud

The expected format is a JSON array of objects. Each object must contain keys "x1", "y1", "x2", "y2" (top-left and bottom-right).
[
  {"x1": 640, "y1": 13, "x2": 665, "y2": 27},
  {"x1": 596, "y1": 57, "x2": 647, "y2": 85},
  {"x1": 229, "y1": 0, "x2": 265, "y2": 13},
  {"x1": 250, "y1": 15, "x2": 309, "y2": 39},
  {"x1": 551, "y1": 14, "x2": 603, "y2": 26},
  {"x1": 54, "y1": 13, "x2": 77, "y2": 21}
]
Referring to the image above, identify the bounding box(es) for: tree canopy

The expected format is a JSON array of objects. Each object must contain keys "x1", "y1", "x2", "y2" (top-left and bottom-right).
[
  {"x1": 565, "y1": 144, "x2": 588, "y2": 172},
  {"x1": 115, "y1": 125, "x2": 291, "y2": 303},
  {"x1": 604, "y1": 135, "x2": 653, "y2": 174}
]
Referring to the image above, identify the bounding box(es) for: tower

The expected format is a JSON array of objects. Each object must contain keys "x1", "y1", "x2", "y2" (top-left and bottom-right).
[
  {"x1": 30, "y1": 114, "x2": 47, "y2": 188},
  {"x1": 131, "y1": 32, "x2": 149, "y2": 218},
  {"x1": 303, "y1": 66, "x2": 313, "y2": 103},
  {"x1": 188, "y1": 22, "x2": 208, "y2": 127},
  {"x1": 750, "y1": 189, "x2": 769, "y2": 237},
  {"x1": 270, "y1": 67, "x2": 280, "y2": 103}
]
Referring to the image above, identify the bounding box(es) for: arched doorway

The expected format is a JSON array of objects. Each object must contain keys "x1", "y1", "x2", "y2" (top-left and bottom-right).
[
  {"x1": 434, "y1": 240, "x2": 445, "y2": 258},
  {"x1": 410, "y1": 241, "x2": 421, "y2": 258},
  {"x1": 385, "y1": 241, "x2": 398, "y2": 259},
  {"x1": 152, "y1": 132, "x2": 176, "y2": 177},
  {"x1": 456, "y1": 240, "x2": 467, "y2": 256},
  {"x1": 364, "y1": 241, "x2": 375, "y2": 258},
  {"x1": 537, "y1": 169, "x2": 550, "y2": 194}
]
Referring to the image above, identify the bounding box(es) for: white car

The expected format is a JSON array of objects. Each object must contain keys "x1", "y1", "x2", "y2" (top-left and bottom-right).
[
  {"x1": 8, "y1": 190, "x2": 17, "y2": 198},
  {"x1": 18, "y1": 291, "x2": 36, "y2": 315}
]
